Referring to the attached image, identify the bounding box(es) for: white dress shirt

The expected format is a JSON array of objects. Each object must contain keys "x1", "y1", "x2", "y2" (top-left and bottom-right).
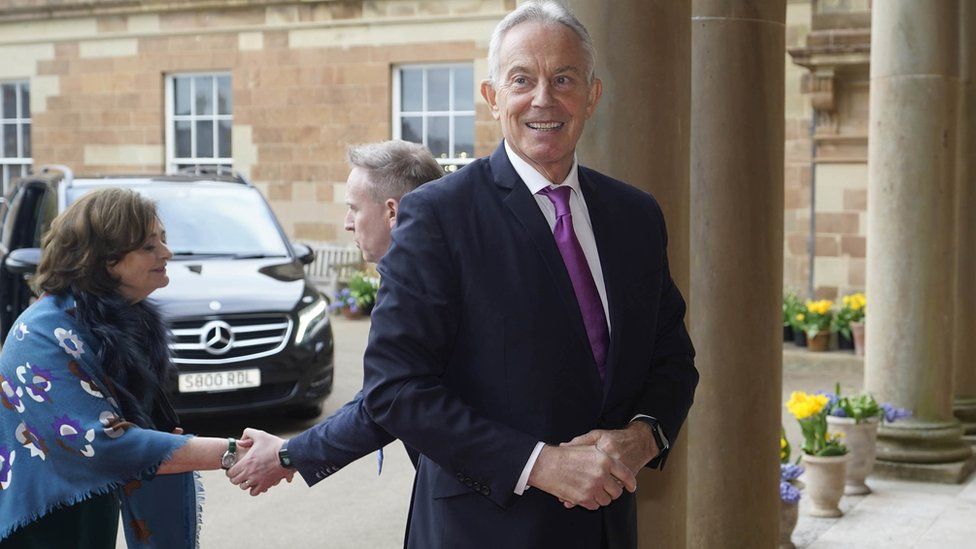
[{"x1": 505, "y1": 142, "x2": 611, "y2": 495}]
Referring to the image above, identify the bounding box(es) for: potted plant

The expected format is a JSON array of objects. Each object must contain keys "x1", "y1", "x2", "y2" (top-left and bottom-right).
[
  {"x1": 831, "y1": 294, "x2": 857, "y2": 351},
  {"x1": 802, "y1": 300, "x2": 834, "y2": 352},
  {"x1": 824, "y1": 384, "x2": 912, "y2": 495},
  {"x1": 791, "y1": 301, "x2": 809, "y2": 347},
  {"x1": 843, "y1": 293, "x2": 866, "y2": 356},
  {"x1": 329, "y1": 272, "x2": 380, "y2": 319},
  {"x1": 783, "y1": 292, "x2": 803, "y2": 343},
  {"x1": 786, "y1": 390, "x2": 849, "y2": 517},
  {"x1": 779, "y1": 428, "x2": 804, "y2": 549}
]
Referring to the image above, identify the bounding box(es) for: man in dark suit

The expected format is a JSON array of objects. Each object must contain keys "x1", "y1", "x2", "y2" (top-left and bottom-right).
[
  {"x1": 361, "y1": 2, "x2": 698, "y2": 547},
  {"x1": 227, "y1": 140, "x2": 443, "y2": 492}
]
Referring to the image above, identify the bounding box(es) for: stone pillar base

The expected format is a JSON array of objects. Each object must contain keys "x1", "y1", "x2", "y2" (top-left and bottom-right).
[
  {"x1": 953, "y1": 397, "x2": 976, "y2": 436},
  {"x1": 873, "y1": 455, "x2": 976, "y2": 484},
  {"x1": 876, "y1": 420, "x2": 974, "y2": 464}
]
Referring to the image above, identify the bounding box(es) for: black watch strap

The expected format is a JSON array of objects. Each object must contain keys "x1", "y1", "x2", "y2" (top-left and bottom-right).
[{"x1": 278, "y1": 440, "x2": 294, "y2": 469}]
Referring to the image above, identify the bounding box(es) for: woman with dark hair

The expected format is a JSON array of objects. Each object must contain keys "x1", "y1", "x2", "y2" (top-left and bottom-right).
[{"x1": 0, "y1": 187, "x2": 255, "y2": 548}]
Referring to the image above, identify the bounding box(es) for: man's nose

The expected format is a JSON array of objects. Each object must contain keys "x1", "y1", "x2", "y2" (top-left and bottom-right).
[{"x1": 531, "y1": 81, "x2": 555, "y2": 108}]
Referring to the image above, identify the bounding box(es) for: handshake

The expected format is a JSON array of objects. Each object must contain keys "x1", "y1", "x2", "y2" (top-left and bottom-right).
[{"x1": 225, "y1": 422, "x2": 660, "y2": 512}]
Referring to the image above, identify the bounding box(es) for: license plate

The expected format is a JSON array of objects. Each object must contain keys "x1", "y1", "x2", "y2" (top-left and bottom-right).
[{"x1": 178, "y1": 369, "x2": 261, "y2": 393}]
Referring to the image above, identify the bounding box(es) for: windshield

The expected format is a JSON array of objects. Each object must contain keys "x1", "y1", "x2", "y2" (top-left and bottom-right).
[{"x1": 67, "y1": 184, "x2": 290, "y2": 257}]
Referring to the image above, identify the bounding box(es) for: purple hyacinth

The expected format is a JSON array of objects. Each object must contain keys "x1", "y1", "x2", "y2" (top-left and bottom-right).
[
  {"x1": 881, "y1": 403, "x2": 912, "y2": 423},
  {"x1": 780, "y1": 481, "x2": 801, "y2": 504},
  {"x1": 780, "y1": 463, "x2": 804, "y2": 482},
  {"x1": 829, "y1": 407, "x2": 848, "y2": 418}
]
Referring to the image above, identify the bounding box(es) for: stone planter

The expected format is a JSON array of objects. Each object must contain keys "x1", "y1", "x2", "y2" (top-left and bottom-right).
[
  {"x1": 806, "y1": 330, "x2": 831, "y2": 352},
  {"x1": 779, "y1": 500, "x2": 799, "y2": 549},
  {"x1": 827, "y1": 416, "x2": 879, "y2": 495},
  {"x1": 851, "y1": 322, "x2": 865, "y2": 356},
  {"x1": 801, "y1": 453, "x2": 850, "y2": 517}
]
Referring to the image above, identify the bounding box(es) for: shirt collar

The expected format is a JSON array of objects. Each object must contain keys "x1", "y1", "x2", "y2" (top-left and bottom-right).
[{"x1": 504, "y1": 140, "x2": 581, "y2": 196}]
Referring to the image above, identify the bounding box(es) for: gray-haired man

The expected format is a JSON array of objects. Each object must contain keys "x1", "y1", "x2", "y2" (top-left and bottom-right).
[{"x1": 228, "y1": 139, "x2": 443, "y2": 491}]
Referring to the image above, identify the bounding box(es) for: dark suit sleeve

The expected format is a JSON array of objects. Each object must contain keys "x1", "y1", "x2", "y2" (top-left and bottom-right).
[
  {"x1": 287, "y1": 390, "x2": 396, "y2": 486},
  {"x1": 633, "y1": 200, "x2": 699, "y2": 469},
  {"x1": 363, "y1": 191, "x2": 539, "y2": 509}
]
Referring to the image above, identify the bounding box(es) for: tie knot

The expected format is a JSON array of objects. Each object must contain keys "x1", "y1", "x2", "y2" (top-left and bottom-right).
[{"x1": 539, "y1": 185, "x2": 573, "y2": 217}]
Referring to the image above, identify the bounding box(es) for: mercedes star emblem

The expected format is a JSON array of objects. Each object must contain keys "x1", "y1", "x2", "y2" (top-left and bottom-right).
[{"x1": 200, "y1": 320, "x2": 234, "y2": 355}]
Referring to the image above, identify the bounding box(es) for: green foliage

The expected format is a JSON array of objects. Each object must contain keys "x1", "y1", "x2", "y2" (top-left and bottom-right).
[
  {"x1": 784, "y1": 291, "x2": 806, "y2": 330},
  {"x1": 347, "y1": 272, "x2": 379, "y2": 313}
]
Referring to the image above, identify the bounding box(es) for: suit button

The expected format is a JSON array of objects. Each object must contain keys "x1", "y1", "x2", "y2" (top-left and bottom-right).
[
  {"x1": 456, "y1": 472, "x2": 464, "y2": 481},
  {"x1": 315, "y1": 472, "x2": 324, "y2": 479},
  {"x1": 481, "y1": 486, "x2": 491, "y2": 496},
  {"x1": 472, "y1": 481, "x2": 481, "y2": 490}
]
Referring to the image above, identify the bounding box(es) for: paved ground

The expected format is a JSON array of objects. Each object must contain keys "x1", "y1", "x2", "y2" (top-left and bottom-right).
[{"x1": 113, "y1": 325, "x2": 975, "y2": 547}]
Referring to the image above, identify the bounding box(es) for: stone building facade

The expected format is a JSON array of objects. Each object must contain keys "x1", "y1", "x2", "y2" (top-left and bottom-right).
[
  {"x1": 0, "y1": 0, "x2": 509, "y2": 242},
  {"x1": 786, "y1": 0, "x2": 871, "y2": 301}
]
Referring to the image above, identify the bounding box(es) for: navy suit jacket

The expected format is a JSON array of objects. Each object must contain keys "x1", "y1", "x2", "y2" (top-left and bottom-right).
[
  {"x1": 288, "y1": 389, "x2": 418, "y2": 485},
  {"x1": 363, "y1": 142, "x2": 698, "y2": 549}
]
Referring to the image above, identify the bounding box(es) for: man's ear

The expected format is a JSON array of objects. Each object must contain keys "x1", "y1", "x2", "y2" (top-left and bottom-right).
[
  {"x1": 481, "y1": 80, "x2": 500, "y2": 120},
  {"x1": 585, "y1": 77, "x2": 603, "y2": 119},
  {"x1": 386, "y1": 198, "x2": 399, "y2": 229}
]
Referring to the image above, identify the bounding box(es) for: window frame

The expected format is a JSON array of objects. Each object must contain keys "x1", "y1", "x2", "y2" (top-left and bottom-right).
[
  {"x1": 164, "y1": 71, "x2": 233, "y2": 174},
  {"x1": 391, "y1": 63, "x2": 476, "y2": 169},
  {"x1": 0, "y1": 80, "x2": 32, "y2": 196}
]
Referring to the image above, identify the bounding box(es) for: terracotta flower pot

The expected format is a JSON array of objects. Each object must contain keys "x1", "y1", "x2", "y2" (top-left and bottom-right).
[
  {"x1": 341, "y1": 307, "x2": 363, "y2": 320},
  {"x1": 801, "y1": 453, "x2": 850, "y2": 517},
  {"x1": 851, "y1": 322, "x2": 865, "y2": 356},
  {"x1": 826, "y1": 416, "x2": 879, "y2": 495},
  {"x1": 780, "y1": 500, "x2": 799, "y2": 549},
  {"x1": 806, "y1": 330, "x2": 831, "y2": 352}
]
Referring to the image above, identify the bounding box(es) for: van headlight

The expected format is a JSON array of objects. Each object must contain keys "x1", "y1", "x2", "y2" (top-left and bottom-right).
[{"x1": 295, "y1": 295, "x2": 329, "y2": 344}]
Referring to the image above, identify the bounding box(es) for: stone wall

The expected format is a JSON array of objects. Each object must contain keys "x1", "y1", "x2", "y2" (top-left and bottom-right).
[
  {"x1": 0, "y1": 0, "x2": 509, "y2": 242},
  {"x1": 785, "y1": 0, "x2": 870, "y2": 300}
]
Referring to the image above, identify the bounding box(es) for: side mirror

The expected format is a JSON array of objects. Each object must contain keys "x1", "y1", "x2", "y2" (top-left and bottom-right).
[
  {"x1": 293, "y1": 243, "x2": 316, "y2": 266},
  {"x1": 5, "y1": 247, "x2": 41, "y2": 275}
]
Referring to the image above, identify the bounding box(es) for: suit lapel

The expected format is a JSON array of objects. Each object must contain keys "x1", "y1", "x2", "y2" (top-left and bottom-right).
[
  {"x1": 579, "y1": 169, "x2": 625, "y2": 399},
  {"x1": 489, "y1": 144, "x2": 596, "y2": 377}
]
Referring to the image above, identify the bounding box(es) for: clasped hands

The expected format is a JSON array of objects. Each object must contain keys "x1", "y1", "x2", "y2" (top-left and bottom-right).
[
  {"x1": 225, "y1": 423, "x2": 660, "y2": 507},
  {"x1": 529, "y1": 422, "x2": 660, "y2": 511}
]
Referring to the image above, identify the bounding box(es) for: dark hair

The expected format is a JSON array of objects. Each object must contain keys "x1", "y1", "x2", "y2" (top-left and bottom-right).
[
  {"x1": 347, "y1": 140, "x2": 444, "y2": 202},
  {"x1": 33, "y1": 187, "x2": 159, "y2": 296}
]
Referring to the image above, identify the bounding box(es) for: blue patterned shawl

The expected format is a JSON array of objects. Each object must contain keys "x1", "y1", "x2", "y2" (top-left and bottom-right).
[{"x1": 0, "y1": 293, "x2": 200, "y2": 547}]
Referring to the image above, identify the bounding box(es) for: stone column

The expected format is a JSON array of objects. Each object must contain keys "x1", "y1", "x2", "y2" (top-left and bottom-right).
[
  {"x1": 865, "y1": 0, "x2": 975, "y2": 482},
  {"x1": 687, "y1": 1, "x2": 785, "y2": 547},
  {"x1": 564, "y1": 1, "x2": 692, "y2": 546},
  {"x1": 954, "y1": 0, "x2": 976, "y2": 445}
]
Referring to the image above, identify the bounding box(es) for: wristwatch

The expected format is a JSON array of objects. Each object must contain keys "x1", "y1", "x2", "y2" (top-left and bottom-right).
[
  {"x1": 278, "y1": 440, "x2": 294, "y2": 469},
  {"x1": 220, "y1": 437, "x2": 238, "y2": 470}
]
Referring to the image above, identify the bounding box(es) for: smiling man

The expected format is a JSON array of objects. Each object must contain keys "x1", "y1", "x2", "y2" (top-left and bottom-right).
[{"x1": 360, "y1": 2, "x2": 698, "y2": 548}]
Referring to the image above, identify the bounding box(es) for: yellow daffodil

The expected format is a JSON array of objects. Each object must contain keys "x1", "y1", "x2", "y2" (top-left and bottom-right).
[
  {"x1": 795, "y1": 313, "x2": 805, "y2": 322},
  {"x1": 786, "y1": 391, "x2": 829, "y2": 420}
]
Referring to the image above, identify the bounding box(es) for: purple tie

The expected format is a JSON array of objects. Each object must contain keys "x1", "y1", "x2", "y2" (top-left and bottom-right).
[{"x1": 538, "y1": 185, "x2": 609, "y2": 381}]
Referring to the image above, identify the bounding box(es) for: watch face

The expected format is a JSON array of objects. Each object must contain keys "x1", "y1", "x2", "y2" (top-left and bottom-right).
[{"x1": 221, "y1": 452, "x2": 236, "y2": 469}]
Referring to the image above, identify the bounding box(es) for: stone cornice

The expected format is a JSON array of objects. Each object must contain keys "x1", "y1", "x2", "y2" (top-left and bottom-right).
[{"x1": 0, "y1": 0, "x2": 328, "y2": 22}]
